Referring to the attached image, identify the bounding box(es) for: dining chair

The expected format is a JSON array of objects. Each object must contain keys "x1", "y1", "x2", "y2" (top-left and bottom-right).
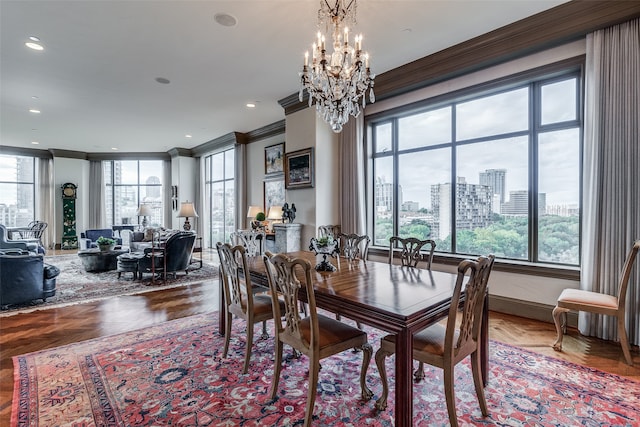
[
  {"x1": 552, "y1": 240, "x2": 640, "y2": 366},
  {"x1": 230, "y1": 229, "x2": 265, "y2": 257},
  {"x1": 374, "y1": 254, "x2": 495, "y2": 427},
  {"x1": 339, "y1": 233, "x2": 370, "y2": 261},
  {"x1": 216, "y1": 242, "x2": 284, "y2": 374},
  {"x1": 263, "y1": 251, "x2": 373, "y2": 427},
  {"x1": 318, "y1": 224, "x2": 341, "y2": 240},
  {"x1": 389, "y1": 236, "x2": 436, "y2": 268}
]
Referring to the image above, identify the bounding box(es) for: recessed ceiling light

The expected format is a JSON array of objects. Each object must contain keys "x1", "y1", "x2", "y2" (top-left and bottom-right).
[
  {"x1": 246, "y1": 103, "x2": 256, "y2": 108},
  {"x1": 25, "y1": 42, "x2": 44, "y2": 51},
  {"x1": 29, "y1": 109, "x2": 41, "y2": 113},
  {"x1": 31, "y1": 141, "x2": 39, "y2": 145},
  {"x1": 185, "y1": 134, "x2": 192, "y2": 138},
  {"x1": 31, "y1": 95, "x2": 39, "y2": 100},
  {"x1": 29, "y1": 36, "x2": 40, "y2": 42},
  {"x1": 214, "y1": 13, "x2": 237, "y2": 27},
  {"x1": 155, "y1": 77, "x2": 170, "y2": 84},
  {"x1": 111, "y1": 147, "x2": 118, "y2": 151}
]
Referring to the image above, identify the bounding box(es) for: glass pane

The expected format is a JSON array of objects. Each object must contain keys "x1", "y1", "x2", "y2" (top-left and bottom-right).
[
  {"x1": 456, "y1": 88, "x2": 528, "y2": 141},
  {"x1": 398, "y1": 148, "x2": 451, "y2": 251},
  {"x1": 541, "y1": 78, "x2": 577, "y2": 125},
  {"x1": 224, "y1": 149, "x2": 235, "y2": 179},
  {"x1": 139, "y1": 161, "x2": 163, "y2": 186},
  {"x1": 211, "y1": 152, "x2": 224, "y2": 181},
  {"x1": 374, "y1": 122, "x2": 392, "y2": 153},
  {"x1": 105, "y1": 185, "x2": 113, "y2": 226},
  {"x1": 373, "y1": 156, "x2": 394, "y2": 246},
  {"x1": 538, "y1": 129, "x2": 580, "y2": 264},
  {"x1": 114, "y1": 185, "x2": 138, "y2": 226},
  {"x1": 205, "y1": 156, "x2": 211, "y2": 181},
  {"x1": 455, "y1": 136, "x2": 529, "y2": 259},
  {"x1": 103, "y1": 161, "x2": 112, "y2": 184},
  {"x1": 114, "y1": 161, "x2": 138, "y2": 185},
  {"x1": 398, "y1": 107, "x2": 451, "y2": 150},
  {"x1": 209, "y1": 182, "x2": 225, "y2": 244},
  {"x1": 224, "y1": 180, "x2": 236, "y2": 241}
]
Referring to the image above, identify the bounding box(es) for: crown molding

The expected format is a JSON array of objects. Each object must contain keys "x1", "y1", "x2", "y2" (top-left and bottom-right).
[
  {"x1": 245, "y1": 120, "x2": 286, "y2": 143},
  {"x1": 0, "y1": 145, "x2": 53, "y2": 159},
  {"x1": 168, "y1": 147, "x2": 193, "y2": 158}
]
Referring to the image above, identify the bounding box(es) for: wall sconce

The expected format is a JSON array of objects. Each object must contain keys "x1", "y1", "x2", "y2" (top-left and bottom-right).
[{"x1": 177, "y1": 201, "x2": 199, "y2": 231}]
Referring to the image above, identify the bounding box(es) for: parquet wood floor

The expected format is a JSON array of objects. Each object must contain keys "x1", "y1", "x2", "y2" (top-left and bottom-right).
[{"x1": 1, "y1": 250, "x2": 638, "y2": 425}]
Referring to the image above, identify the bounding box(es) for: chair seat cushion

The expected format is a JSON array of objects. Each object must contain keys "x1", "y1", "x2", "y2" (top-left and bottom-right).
[
  {"x1": 300, "y1": 314, "x2": 367, "y2": 350},
  {"x1": 381, "y1": 324, "x2": 461, "y2": 357},
  {"x1": 249, "y1": 294, "x2": 282, "y2": 316},
  {"x1": 557, "y1": 288, "x2": 618, "y2": 310}
]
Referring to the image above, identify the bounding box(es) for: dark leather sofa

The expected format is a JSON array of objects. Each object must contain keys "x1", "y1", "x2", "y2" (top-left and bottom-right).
[{"x1": 0, "y1": 249, "x2": 60, "y2": 309}]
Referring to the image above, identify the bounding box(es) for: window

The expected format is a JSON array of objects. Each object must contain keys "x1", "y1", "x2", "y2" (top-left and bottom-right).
[
  {"x1": 0, "y1": 155, "x2": 35, "y2": 227},
  {"x1": 204, "y1": 148, "x2": 235, "y2": 246},
  {"x1": 104, "y1": 160, "x2": 164, "y2": 226},
  {"x1": 369, "y1": 68, "x2": 582, "y2": 266}
]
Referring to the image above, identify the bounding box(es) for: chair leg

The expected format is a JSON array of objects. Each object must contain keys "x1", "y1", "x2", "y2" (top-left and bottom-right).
[
  {"x1": 470, "y1": 350, "x2": 489, "y2": 416},
  {"x1": 243, "y1": 322, "x2": 254, "y2": 374},
  {"x1": 359, "y1": 342, "x2": 373, "y2": 400},
  {"x1": 414, "y1": 361, "x2": 425, "y2": 382},
  {"x1": 304, "y1": 358, "x2": 320, "y2": 427},
  {"x1": 618, "y1": 315, "x2": 634, "y2": 366},
  {"x1": 261, "y1": 320, "x2": 268, "y2": 339},
  {"x1": 269, "y1": 339, "x2": 284, "y2": 399},
  {"x1": 223, "y1": 310, "x2": 232, "y2": 358},
  {"x1": 374, "y1": 346, "x2": 391, "y2": 410},
  {"x1": 552, "y1": 306, "x2": 569, "y2": 351},
  {"x1": 443, "y1": 365, "x2": 459, "y2": 427}
]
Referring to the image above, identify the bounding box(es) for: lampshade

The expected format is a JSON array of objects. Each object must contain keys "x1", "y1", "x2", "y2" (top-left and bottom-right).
[
  {"x1": 136, "y1": 204, "x2": 153, "y2": 217},
  {"x1": 177, "y1": 201, "x2": 199, "y2": 218},
  {"x1": 247, "y1": 205, "x2": 262, "y2": 218},
  {"x1": 267, "y1": 206, "x2": 283, "y2": 221}
]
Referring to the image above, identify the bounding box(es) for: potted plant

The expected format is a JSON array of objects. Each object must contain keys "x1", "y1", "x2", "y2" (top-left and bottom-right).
[
  {"x1": 96, "y1": 236, "x2": 116, "y2": 252},
  {"x1": 252, "y1": 212, "x2": 266, "y2": 229}
]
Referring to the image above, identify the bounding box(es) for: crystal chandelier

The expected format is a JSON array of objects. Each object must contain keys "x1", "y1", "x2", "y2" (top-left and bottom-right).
[{"x1": 299, "y1": 0, "x2": 375, "y2": 133}]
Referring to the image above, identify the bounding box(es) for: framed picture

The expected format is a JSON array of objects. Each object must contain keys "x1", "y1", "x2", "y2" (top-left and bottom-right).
[
  {"x1": 264, "y1": 177, "x2": 285, "y2": 213},
  {"x1": 285, "y1": 147, "x2": 314, "y2": 189},
  {"x1": 265, "y1": 142, "x2": 285, "y2": 175}
]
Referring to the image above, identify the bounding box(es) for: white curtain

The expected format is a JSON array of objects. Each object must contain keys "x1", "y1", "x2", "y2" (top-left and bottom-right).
[
  {"x1": 339, "y1": 114, "x2": 366, "y2": 235},
  {"x1": 163, "y1": 160, "x2": 172, "y2": 228},
  {"x1": 36, "y1": 158, "x2": 55, "y2": 249},
  {"x1": 88, "y1": 161, "x2": 105, "y2": 228},
  {"x1": 581, "y1": 18, "x2": 640, "y2": 345}
]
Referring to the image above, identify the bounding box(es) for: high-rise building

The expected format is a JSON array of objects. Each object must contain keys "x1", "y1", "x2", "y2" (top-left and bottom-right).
[
  {"x1": 374, "y1": 177, "x2": 402, "y2": 213},
  {"x1": 479, "y1": 169, "x2": 506, "y2": 204},
  {"x1": 501, "y1": 191, "x2": 547, "y2": 215}
]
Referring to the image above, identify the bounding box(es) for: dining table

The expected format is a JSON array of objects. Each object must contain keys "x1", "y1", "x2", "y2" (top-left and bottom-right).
[{"x1": 217, "y1": 250, "x2": 489, "y2": 427}]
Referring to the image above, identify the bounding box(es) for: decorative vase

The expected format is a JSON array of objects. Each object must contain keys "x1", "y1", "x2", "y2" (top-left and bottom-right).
[{"x1": 98, "y1": 244, "x2": 114, "y2": 252}]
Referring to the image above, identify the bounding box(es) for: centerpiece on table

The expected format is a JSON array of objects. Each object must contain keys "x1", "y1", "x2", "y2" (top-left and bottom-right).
[
  {"x1": 309, "y1": 236, "x2": 340, "y2": 271},
  {"x1": 96, "y1": 236, "x2": 116, "y2": 252}
]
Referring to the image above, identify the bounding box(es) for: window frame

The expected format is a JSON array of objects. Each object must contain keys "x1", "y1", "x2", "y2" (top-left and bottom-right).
[
  {"x1": 0, "y1": 154, "x2": 36, "y2": 227},
  {"x1": 366, "y1": 59, "x2": 583, "y2": 271},
  {"x1": 204, "y1": 146, "x2": 236, "y2": 247}
]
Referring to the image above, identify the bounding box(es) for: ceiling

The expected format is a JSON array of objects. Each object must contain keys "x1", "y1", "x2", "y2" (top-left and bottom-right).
[{"x1": 1, "y1": 0, "x2": 569, "y2": 154}]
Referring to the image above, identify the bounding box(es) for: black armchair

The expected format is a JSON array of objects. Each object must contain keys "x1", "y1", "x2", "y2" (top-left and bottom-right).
[
  {"x1": 0, "y1": 249, "x2": 60, "y2": 309},
  {"x1": 138, "y1": 231, "x2": 196, "y2": 281}
]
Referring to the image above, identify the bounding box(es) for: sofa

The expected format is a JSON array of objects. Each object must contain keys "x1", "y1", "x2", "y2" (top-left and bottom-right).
[
  {"x1": 0, "y1": 249, "x2": 60, "y2": 309},
  {"x1": 79, "y1": 228, "x2": 123, "y2": 250}
]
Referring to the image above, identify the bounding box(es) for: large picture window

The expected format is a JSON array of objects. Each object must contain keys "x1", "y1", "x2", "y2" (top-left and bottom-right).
[
  {"x1": 104, "y1": 160, "x2": 164, "y2": 226},
  {"x1": 369, "y1": 67, "x2": 582, "y2": 266},
  {"x1": 0, "y1": 155, "x2": 35, "y2": 227},
  {"x1": 204, "y1": 147, "x2": 235, "y2": 246}
]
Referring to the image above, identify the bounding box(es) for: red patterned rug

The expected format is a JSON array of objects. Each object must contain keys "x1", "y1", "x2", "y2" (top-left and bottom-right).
[{"x1": 12, "y1": 312, "x2": 640, "y2": 426}]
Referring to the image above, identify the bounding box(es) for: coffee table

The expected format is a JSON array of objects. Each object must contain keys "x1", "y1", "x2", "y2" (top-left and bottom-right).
[{"x1": 77, "y1": 248, "x2": 129, "y2": 272}]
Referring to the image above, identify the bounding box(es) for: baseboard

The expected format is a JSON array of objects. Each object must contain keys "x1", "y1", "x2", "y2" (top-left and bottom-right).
[{"x1": 489, "y1": 294, "x2": 578, "y2": 328}]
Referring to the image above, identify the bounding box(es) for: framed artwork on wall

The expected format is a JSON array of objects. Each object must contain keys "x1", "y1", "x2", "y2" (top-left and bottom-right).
[
  {"x1": 265, "y1": 142, "x2": 285, "y2": 175},
  {"x1": 285, "y1": 147, "x2": 314, "y2": 189},
  {"x1": 264, "y1": 176, "x2": 285, "y2": 213}
]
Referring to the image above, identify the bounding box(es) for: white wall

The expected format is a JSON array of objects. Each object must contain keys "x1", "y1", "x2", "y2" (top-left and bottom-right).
[{"x1": 246, "y1": 134, "x2": 285, "y2": 229}]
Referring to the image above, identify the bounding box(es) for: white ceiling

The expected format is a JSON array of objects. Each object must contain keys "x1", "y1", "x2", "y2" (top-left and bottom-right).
[{"x1": 1, "y1": 0, "x2": 568, "y2": 154}]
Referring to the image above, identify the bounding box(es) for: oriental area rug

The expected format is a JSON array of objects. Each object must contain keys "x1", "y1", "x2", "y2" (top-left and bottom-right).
[
  {"x1": 0, "y1": 254, "x2": 218, "y2": 316},
  {"x1": 12, "y1": 313, "x2": 640, "y2": 426}
]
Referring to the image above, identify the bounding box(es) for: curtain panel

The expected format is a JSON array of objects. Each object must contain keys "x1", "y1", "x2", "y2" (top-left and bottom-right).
[
  {"x1": 36, "y1": 158, "x2": 55, "y2": 249},
  {"x1": 339, "y1": 114, "x2": 366, "y2": 236},
  {"x1": 581, "y1": 18, "x2": 640, "y2": 345},
  {"x1": 88, "y1": 161, "x2": 105, "y2": 228}
]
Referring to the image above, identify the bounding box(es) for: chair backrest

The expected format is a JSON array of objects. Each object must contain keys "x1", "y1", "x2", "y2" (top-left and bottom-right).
[
  {"x1": 318, "y1": 225, "x2": 341, "y2": 239},
  {"x1": 230, "y1": 229, "x2": 265, "y2": 257},
  {"x1": 617, "y1": 240, "x2": 640, "y2": 309},
  {"x1": 0, "y1": 225, "x2": 30, "y2": 251},
  {"x1": 445, "y1": 254, "x2": 495, "y2": 358},
  {"x1": 263, "y1": 252, "x2": 317, "y2": 353},
  {"x1": 217, "y1": 242, "x2": 253, "y2": 316},
  {"x1": 389, "y1": 236, "x2": 436, "y2": 268},
  {"x1": 339, "y1": 233, "x2": 370, "y2": 261},
  {"x1": 163, "y1": 231, "x2": 196, "y2": 271}
]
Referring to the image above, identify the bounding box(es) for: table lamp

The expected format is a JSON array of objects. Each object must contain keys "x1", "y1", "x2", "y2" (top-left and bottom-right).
[
  {"x1": 247, "y1": 205, "x2": 263, "y2": 229},
  {"x1": 136, "y1": 204, "x2": 153, "y2": 229},
  {"x1": 267, "y1": 205, "x2": 283, "y2": 225},
  {"x1": 177, "y1": 201, "x2": 198, "y2": 231}
]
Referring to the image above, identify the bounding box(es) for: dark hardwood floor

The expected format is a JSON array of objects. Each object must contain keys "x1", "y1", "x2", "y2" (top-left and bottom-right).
[{"x1": 1, "y1": 251, "x2": 638, "y2": 424}]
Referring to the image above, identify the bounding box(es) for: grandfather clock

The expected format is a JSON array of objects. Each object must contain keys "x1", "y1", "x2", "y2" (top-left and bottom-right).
[{"x1": 61, "y1": 183, "x2": 78, "y2": 249}]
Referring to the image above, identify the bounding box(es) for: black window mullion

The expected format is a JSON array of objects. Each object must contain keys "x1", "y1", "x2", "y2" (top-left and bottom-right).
[{"x1": 529, "y1": 83, "x2": 539, "y2": 263}]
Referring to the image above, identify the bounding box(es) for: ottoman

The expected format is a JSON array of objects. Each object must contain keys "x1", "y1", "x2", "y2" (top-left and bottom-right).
[{"x1": 117, "y1": 252, "x2": 144, "y2": 280}]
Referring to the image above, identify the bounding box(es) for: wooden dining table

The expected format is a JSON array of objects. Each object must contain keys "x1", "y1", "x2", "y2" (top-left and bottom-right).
[{"x1": 217, "y1": 251, "x2": 489, "y2": 427}]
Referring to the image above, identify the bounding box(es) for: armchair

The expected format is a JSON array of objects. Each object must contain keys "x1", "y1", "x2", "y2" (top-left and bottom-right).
[
  {"x1": 0, "y1": 224, "x2": 40, "y2": 253},
  {"x1": 138, "y1": 231, "x2": 196, "y2": 281},
  {"x1": 0, "y1": 249, "x2": 60, "y2": 309}
]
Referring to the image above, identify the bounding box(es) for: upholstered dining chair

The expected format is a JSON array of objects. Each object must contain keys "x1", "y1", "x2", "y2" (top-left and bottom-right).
[
  {"x1": 552, "y1": 240, "x2": 640, "y2": 366},
  {"x1": 389, "y1": 236, "x2": 436, "y2": 268},
  {"x1": 230, "y1": 229, "x2": 265, "y2": 257},
  {"x1": 216, "y1": 242, "x2": 284, "y2": 374},
  {"x1": 339, "y1": 233, "x2": 370, "y2": 261},
  {"x1": 374, "y1": 254, "x2": 495, "y2": 427},
  {"x1": 263, "y1": 251, "x2": 373, "y2": 427}
]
